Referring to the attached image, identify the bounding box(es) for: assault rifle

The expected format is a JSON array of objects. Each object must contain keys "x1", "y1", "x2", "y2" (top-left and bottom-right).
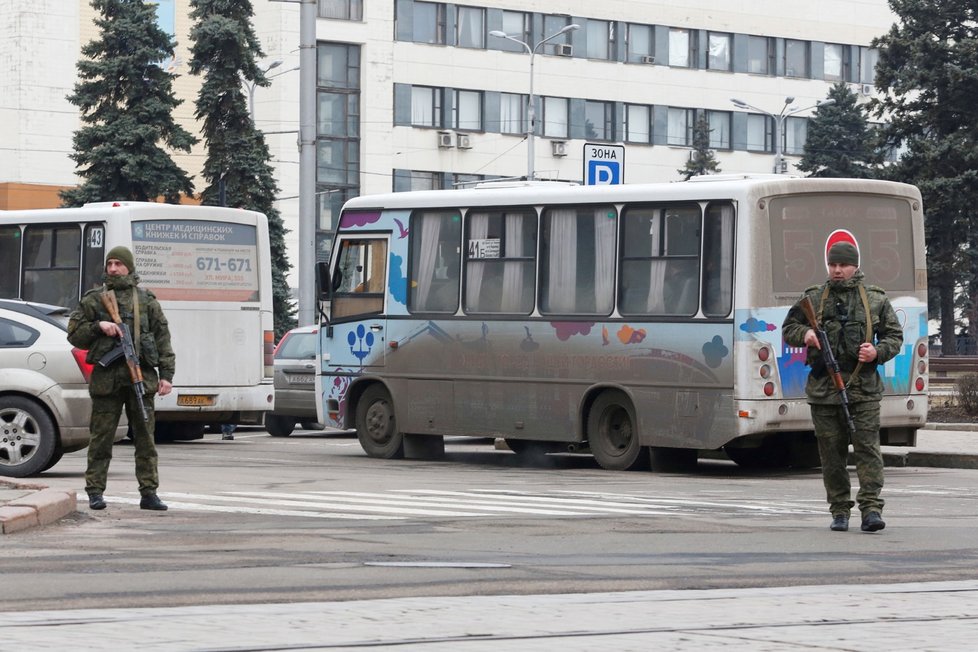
[
  {"x1": 800, "y1": 296, "x2": 855, "y2": 435},
  {"x1": 98, "y1": 290, "x2": 149, "y2": 422}
]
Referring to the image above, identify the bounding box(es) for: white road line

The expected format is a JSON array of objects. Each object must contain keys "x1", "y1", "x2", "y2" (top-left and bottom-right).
[
  {"x1": 155, "y1": 493, "x2": 485, "y2": 517},
  {"x1": 111, "y1": 497, "x2": 401, "y2": 520}
]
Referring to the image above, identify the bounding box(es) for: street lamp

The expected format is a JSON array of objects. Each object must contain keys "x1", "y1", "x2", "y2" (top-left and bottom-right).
[
  {"x1": 730, "y1": 96, "x2": 836, "y2": 173},
  {"x1": 489, "y1": 23, "x2": 580, "y2": 180},
  {"x1": 243, "y1": 59, "x2": 285, "y2": 122}
]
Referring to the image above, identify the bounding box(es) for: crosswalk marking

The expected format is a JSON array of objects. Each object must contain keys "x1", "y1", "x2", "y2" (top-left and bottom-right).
[{"x1": 112, "y1": 488, "x2": 824, "y2": 521}]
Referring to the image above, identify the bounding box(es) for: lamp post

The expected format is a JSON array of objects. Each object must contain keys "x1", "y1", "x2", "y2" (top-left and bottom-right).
[
  {"x1": 730, "y1": 96, "x2": 836, "y2": 173},
  {"x1": 243, "y1": 60, "x2": 282, "y2": 122},
  {"x1": 489, "y1": 24, "x2": 580, "y2": 180}
]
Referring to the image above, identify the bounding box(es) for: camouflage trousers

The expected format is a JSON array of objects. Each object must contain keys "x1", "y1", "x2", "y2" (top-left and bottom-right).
[
  {"x1": 810, "y1": 401, "x2": 884, "y2": 518},
  {"x1": 85, "y1": 387, "x2": 159, "y2": 497}
]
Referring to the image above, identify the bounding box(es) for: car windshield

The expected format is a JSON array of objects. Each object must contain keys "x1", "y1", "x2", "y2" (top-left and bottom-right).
[{"x1": 275, "y1": 332, "x2": 317, "y2": 360}]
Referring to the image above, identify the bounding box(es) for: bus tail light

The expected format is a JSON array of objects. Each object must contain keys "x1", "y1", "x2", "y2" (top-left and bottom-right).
[
  {"x1": 913, "y1": 337, "x2": 927, "y2": 394},
  {"x1": 263, "y1": 330, "x2": 275, "y2": 378},
  {"x1": 763, "y1": 382, "x2": 775, "y2": 396}
]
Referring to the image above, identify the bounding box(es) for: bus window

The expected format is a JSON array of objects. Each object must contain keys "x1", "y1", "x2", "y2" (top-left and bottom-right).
[
  {"x1": 332, "y1": 238, "x2": 387, "y2": 319},
  {"x1": 619, "y1": 204, "x2": 700, "y2": 316},
  {"x1": 81, "y1": 224, "x2": 107, "y2": 295},
  {"x1": 0, "y1": 226, "x2": 21, "y2": 299},
  {"x1": 463, "y1": 208, "x2": 536, "y2": 314},
  {"x1": 22, "y1": 225, "x2": 81, "y2": 308},
  {"x1": 539, "y1": 205, "x2": 615, "y2": 315},
  {"x1": 702, "y1": 202, "x2": 735, "y2": 317},
  {"x1": 408, "y1": 210, "x2": 462, "y2": 314}
]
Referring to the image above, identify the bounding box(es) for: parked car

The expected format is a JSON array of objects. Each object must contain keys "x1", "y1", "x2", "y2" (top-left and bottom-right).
[
  {"x1": 265, "y1": 325, "x2": 322, "y2": 437},
  {"x1": 0, "y1": 299, "x2": 127, "y2": 477}
]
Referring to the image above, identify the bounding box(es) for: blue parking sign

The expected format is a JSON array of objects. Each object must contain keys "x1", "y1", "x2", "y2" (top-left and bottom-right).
[{"x1": 584, "y1": 143, "x2": 624, "y2": 185}]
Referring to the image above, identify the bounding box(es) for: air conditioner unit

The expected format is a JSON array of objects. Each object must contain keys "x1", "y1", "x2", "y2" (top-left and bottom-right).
[
  {"x1": 551, "y1": 140, "x2": 568, "y2": 157},
  {"x1": 641, "y1": 55, "x2": 656, "y2": 64},
  {"x1": 456, "y1": 133, "x2": 472, "y2": 149},
  {"x1": 437, "y1": 131, "x2": 454, "y2": 148},
  {"x1": 860, "y1": 83, "x2": 875, "y2": 96},
  {"x1": 555, "y1": 43, "x2": 573, "y2": 57}
]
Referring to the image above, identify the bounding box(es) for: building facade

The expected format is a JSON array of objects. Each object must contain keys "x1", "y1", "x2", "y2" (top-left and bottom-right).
[{"x1": 1, "y1": 0, "x2": 897, "y2": 285}]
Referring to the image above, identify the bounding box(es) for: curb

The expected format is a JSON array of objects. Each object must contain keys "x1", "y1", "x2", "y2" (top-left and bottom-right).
[
  {"x1": 0, "y1": 480, "x2": 77, "y2": 535},
  {"x1": 883, "y1": 451, "x2": 978, "y2": 470}
]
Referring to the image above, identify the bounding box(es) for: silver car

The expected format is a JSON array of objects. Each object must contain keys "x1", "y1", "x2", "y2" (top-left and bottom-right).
[
  {"x1": 0, "y1": 299, "x2": 127, "y2": 477},
  {"x1": 265, "y1": 326, "x2": 321, "y2": 437}
]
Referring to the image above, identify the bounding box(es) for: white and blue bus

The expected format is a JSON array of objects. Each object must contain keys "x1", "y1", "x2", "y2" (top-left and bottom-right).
[
  {"x1": 315, "y1": 176, "x2": 928, "y2": 471},
  {"x1": 0, "y1": 202, "x2": 275, "y2": 437}
]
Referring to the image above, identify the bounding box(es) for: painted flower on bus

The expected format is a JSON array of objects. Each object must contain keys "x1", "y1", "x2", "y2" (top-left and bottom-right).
[
  {"x1": 741, "y1": 318, "x2": 778, "y2": 333},
  {"x1": 617, "y1": 325, "x2": 647, "y2": 344},
  {"x1": 702, "y1": 335, "x2": 729, "y2": 369},
  {"x1": 550, "y1": 322, "x2": 594, "y2": 341}
]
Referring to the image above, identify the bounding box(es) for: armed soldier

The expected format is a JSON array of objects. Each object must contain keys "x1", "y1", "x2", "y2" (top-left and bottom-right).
[
  {"x1": 68, "y1": 246, "x2": 175, "y2": 511},
  {"x1": 782, "y1": 241, "x2": 903, "y2": 533}
]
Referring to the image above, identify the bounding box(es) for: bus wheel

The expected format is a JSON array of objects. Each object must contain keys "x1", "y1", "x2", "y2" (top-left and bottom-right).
[
  {"x1": 356, "y1": 385, "x2": 404, "y2": 459},
  {"x1": 587, "y1": 391, "x2": 644, "y2": 471}
]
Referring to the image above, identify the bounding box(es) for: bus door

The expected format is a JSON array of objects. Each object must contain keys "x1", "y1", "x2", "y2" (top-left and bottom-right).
[{"x1": 324, "y1": 235, "x2": 389, "y2": 370}]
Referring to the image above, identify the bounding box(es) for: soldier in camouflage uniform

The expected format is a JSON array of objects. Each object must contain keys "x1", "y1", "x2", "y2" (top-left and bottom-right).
[
  {"x1": 782, "y1": 242, "x2": 903, "y2": 533},
  {"x1": 68, "y1": 246, "x2": 175, "y2": 511}
]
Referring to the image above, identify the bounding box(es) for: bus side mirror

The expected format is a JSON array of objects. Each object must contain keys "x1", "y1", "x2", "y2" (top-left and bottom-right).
[{"x1": 316, "y1": 262, "x2": 331, "y2": 302}]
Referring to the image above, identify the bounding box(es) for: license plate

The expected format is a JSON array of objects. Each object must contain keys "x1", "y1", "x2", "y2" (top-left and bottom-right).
[
  {"x1": 177, "y1": 394, "x2": 216, "y2": 407},
  {"x1": 289, "y1": 374, "x2": 315, "y2": 384}
]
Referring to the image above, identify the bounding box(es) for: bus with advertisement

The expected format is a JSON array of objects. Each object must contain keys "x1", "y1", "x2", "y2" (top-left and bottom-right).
[
  {"x1": 314, "y1": 176, "x2": 928, "y2": 471},
  {"x1": 0, "y1": 202, "x2": 275, "y2": 437}
]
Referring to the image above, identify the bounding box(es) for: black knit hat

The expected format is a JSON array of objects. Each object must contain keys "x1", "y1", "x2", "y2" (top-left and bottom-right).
[
  {"x1": 105, "y1": 245, "x2": 136, "y2": 274},
  {"x1": 827, "y1": 242, "x2": 859, "y2": 266}
]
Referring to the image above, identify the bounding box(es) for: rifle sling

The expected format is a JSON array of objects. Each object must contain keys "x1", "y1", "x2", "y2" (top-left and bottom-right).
[
  {"x1": 132, "y1": 288, "x2": 141, "y2": 364},
  {"x1": 818, "y1": 283, "x2": 872, "y2": 388}
]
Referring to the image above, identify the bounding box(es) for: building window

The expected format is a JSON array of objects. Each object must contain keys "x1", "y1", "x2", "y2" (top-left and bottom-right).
[
  {"x1": 860, "y1": 46, "x2": 879, "y2": 84},
  {"x1": 542, "y1": 96, "x2": 568, "y2": 138},
  {"x1": 316, "y1": 42, "x2": 361, "y2": 262},
  {"x1": 706, "y1": 110, "x2": 731, "y2": 149},
  {"x1": 746, "y1": 114, "x2": 772, "y2": 152},
  {"x1": 413, "y1": 1, "x2": 447, "y2": 45},
  {"x1": 785, "y1": 39, "x2": 809, "y2": 77},
  {"x1": 501, "y1": 10, "x2": 530, "y2": 44},
  {"x1": 543, "y1": 15, "x2": 574, "y2": 55},
  {"x1": 784, "y1": 116, "x2": 808, "y2": 155},
  {"x1": 747, "y1": 35, "x2": 774, "y2": 75},
  {"x1": 625, "y1": 104, "x2": 651, "y2": 143},
  {"x1": 500, "y1": 93, "x2": 525, "y2": 134},
  {"x1": 464, "y1": 209, "x2": 537, "y2": 314},
  {"x1": 409, "y1": 171, "x2": 440, "y2": 191},
  {"x1": 584, "y1": 101, "x2": 614, "y2": 141},
  {"x1": 667, "y1": 107, "x2": 694, "y2": 146},
  {"x1": 318, "y1": 0, "x2": 362, "y2": 20},
  {"x1": 707, "y1": 32, "x2": 731, "y2": 71},
  {"x1": 824, "y1": 43, "x2": 849, "y2": 81},
  {"x1": 586, "y1": 19, "x2": 614, "y2": 60},
  {"x1": 450, "y1": 173, "x2": 486, "y2": 188},
  {"x1": 411, "y1": 86, "x2": 442, "y2": 127},
  {"x1": 456, "y1": 6, "x2": 485, "y2": 49},
  {"x1": 153, "y1": 0, "x2": 175, "y2": 37},
  {"x1": 626, "y1": 23, "x2": 654, "y2": 63},
  {"x1": 669, "y1": 28, "x2": 694, "y2": 67},
  {"x1": 453, "y1": 90, "x2": 482, "y2": 131}
]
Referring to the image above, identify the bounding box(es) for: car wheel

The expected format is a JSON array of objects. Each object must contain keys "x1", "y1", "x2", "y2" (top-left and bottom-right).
[
  {"x1": 265, "y1": 414, "x2": 296, "y2": 437},
  {"x1": 0, "y1": 396, "x2": 57, "y2": 478},
  {"x1": 356, "y1": 385, "x2": 403, "y2": 459}
]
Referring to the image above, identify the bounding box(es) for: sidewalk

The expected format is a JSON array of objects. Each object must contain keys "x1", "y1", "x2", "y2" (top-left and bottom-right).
[{"x1": 1, "y1": 425, "x2": 976, "y2": 535}]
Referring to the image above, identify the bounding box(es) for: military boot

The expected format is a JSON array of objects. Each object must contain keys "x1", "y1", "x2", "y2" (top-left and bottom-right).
[
  {"x1": 88, "y1": 493, "x2": 106, "y2": 510},
  {"x1": 861, "y1": 512, "x2": 885, "y2": 532},
  {"x1": 830, "y1": 514, "x2": 849, "y2": 531},
  {"x1": 140, "y1": 493, "x2": 168, "y2": 511}
]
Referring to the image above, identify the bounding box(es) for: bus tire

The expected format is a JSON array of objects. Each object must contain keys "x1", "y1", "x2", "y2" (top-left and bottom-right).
[
  {"x1": 587, "y1": 391, "x2": 645, "y2": 471},
  {"x1": 356, "y1": 385, "x2": 404, "y2": 459},
  {"x1": 265, "y1": 414, "x2": 296, "y2": 437}
]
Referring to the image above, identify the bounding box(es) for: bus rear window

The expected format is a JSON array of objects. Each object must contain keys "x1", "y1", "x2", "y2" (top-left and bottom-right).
[{"x1": 769, "y1": 194, "x2": 915, "y2": 294}]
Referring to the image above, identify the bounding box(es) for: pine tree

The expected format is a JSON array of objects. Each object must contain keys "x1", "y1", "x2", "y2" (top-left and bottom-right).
[
  {"x1": 188, "y1": 0, "x2": 295, "y2": 339},
  {"x1": 797, "y1": 83, "x2": 881, "y2": 178},
  {"x1": 62, "y1": 0, "x2": 196, "y2": 207},
  {"x1": 871, "y1": 0, "x2": 978, "y2": 353},
  {"x1": 678, "y1": 115, "x2": 721, "y2": 180}
]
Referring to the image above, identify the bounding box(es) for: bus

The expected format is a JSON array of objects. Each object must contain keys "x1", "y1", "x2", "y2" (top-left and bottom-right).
[
  {"x1": 314, "y1": 176, "x2": 928, "y2": 471},
  {"x1": 0, "y1": 202, "x2": 275, "y2": 437}
]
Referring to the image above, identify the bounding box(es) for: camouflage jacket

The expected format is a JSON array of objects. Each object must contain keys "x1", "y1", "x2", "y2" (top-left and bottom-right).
[
  {"x1": 67, "y1": 277, "x2": 175, "y2": 397},
  {"x1": 782, "y1": 271, "x2": 903, "y2": 404}
]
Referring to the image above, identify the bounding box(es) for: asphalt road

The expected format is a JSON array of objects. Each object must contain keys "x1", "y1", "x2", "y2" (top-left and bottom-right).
[{"x1": 4, "y1": 428, "x2": 978, "y2": 612}]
